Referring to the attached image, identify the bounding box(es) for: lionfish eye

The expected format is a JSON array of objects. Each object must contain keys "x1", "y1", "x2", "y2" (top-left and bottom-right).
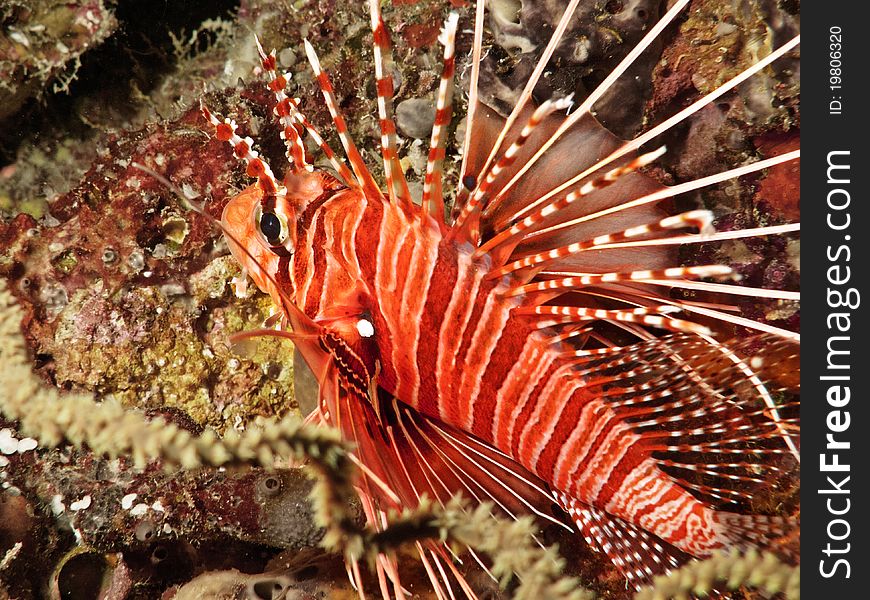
[{"x1": 258, "y1": 210, "x2": 285, "y2": 246}]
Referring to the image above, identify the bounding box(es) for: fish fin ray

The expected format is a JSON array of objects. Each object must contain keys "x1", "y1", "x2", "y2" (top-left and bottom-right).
[
  {"x1": 571, "y1": 333, "x2": 799, "y2": 507},
  {"x1": 367, "y1": 0, "x2": 412, "y2": 207},
  {"x1": 303, "y1": 39, "x2": 382, "y2": 199},
  {"x1": 560, "y1": 495, "x2": 690, "y2": 588},
  {"x1": 422, "y1": 13, "x2": 460, "y2": 219}
]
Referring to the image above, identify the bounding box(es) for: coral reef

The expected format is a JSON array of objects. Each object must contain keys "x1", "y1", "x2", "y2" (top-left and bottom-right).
[
  {"x1": 0, "y1": 0, "x2": 117, "y2": 122},
  {"x1": 0, "y1": 0, "x2": 798, "y2": 598}
]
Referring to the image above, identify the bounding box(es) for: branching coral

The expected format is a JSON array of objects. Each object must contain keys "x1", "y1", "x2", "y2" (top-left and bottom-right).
[
  {"x1": 633, "y1": 548, "x2": 800, "y2": 600},
  {"x1": 0, "y1": 277, "x2": 352, "y2": 554}
]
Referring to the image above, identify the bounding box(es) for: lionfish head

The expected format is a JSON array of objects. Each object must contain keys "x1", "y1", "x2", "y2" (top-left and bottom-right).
[
  {"x1": 219, "y1": 183, "x2": 281, "y2": 299},
  {"x1": 220, "y1": 170, "x2": 344, "y2": 303}
]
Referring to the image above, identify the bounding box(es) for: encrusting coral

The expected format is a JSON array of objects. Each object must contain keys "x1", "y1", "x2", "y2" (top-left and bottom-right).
[{"x1": 0, "y1": 0, "x2": 118, "y2": 122}]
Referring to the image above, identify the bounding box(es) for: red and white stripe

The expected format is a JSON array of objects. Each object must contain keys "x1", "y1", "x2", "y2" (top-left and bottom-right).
[
  {"x1": 421, "y1": 12, "x2": 459, "y2": 218},
  {"x1": 367, "y1": 0, "x2": 412, "y2": 206}
]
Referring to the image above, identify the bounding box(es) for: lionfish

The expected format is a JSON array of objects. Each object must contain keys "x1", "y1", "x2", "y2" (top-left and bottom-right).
[{"x1": 196, "y1": 0, "x2": 800, "y2": 596}]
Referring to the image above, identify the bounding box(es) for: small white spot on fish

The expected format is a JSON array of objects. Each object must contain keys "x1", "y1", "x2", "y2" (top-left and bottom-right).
[
  {"x1": 152, "y1": 500, "x2": 165, "y2": 512},
  {"x1": 121, "y1": 493, "x2": 138, "y2": 510},
  {"x1": 356, "y1": 319, "x2": 375, "y2": 338}
]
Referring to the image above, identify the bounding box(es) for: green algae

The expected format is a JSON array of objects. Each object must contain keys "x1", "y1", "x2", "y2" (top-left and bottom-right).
[{"x1": 44, "y1": 259, "x2": 295, "y2": 433}]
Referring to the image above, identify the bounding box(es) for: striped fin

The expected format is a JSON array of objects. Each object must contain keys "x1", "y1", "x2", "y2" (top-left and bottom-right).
[
  {"x1": 560, "y1": 495, "x2": 689, "y2": 587},
  {"x1": 537, "y1": 333, "x2": 799, "y2": 584},
  {"x1": 508, "y1": 151, "x2": 800, "y2": 253},
  {"x1": 517, "y1": 305, "x2": 712, "y2": 336},
  {"x1": 303, "y1": 39, "x2": 382, "y2": 199},
  {"x1": 449, "y1": 4, "x2": 799, "y2": 348},
  {"x1": 475, "y1": 0, "x2": 693, "y2": 225},
  {"x1": 284, "y1": 96, "x2": 358, "y2": 187},
  {"x1": 562, "y1": 496, "x2": 790, "y2": 590},
  {"x1": 454, "y1": 0, "x2": 584, "y2": 218},
  {"x1": 322, "y1": 382, "x2": 571, "y2": 597},
  {"x1": 451, "y1": 0, "x2": 692, "y2": 231},
  {"x1": 254, "y1": 36, "x2": 312, "y2": 173},
  {"x1": 476, "y1": 145, "x2": 666, "y2": 256},
  {"x1": 403, "y1": 402, "x2": 571, "y2": 531},
  {"x1": 378, "y1": 389, "x2": 569, "y2": 530},
  {"x1": 367, "y1": 0, "x2": 412, "y2": 207},
  {"x1": 455, "y1": 0, "x2": 485, "y2": 212},
  {"x1": 488, "y1": 210, "x2": 713, "y2": 281},
  {"x1": 573, "y1": 333, "x2": 800, "y2": 503},
  {"x1": 489, "y1": 34, "x2": 800, "y2": 229},
  {"x1": 255, "y1": 38, "x2": 358, "y2": 187},
  {"x1": 421, "y1": 12, "x2": 459, "y2": 220},
  {"x1": 504, "y1": 266, "x2": 733, "y2": 298},
  {"x1": 200, "y1": 103, "x2": 282, "y2": 196},
  {"x1": 454, "y1": 97, "x2": 575, "y2": 244}
]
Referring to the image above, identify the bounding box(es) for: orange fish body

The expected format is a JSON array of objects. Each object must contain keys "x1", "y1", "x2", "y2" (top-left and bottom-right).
[
  {"x1": 205, "y1": 0, "x2": 800, "y2": 594},
  {"x1": 221, "y1": 174, "x2": 794, "y2": 577}
]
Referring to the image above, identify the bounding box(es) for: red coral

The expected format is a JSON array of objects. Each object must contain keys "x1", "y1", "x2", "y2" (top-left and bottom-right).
[
  {"x1": 402, "y1": 23, "x2": 441, "y2": 48},
  {"x1": 754, "y1": 131, "x2": 800, "y2": 222}
]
